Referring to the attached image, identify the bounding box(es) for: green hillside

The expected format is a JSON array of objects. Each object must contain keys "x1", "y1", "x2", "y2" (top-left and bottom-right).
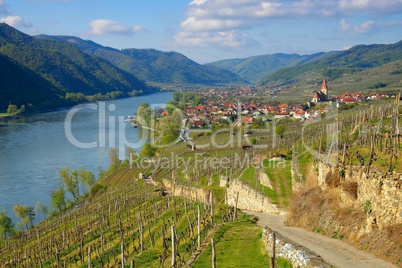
[
  {"x1": 0, "y1": 54, "x2": 65, "y2": 111},
  {"x1": 0, "y1": 23, "x2": 155, "y2": 103},
  {"x1": 258, "y1": 41, "x2": 402, "y2": 89},
  {"x1": 207, "y1": 52, "x2": 329, "y2": 84},
  {"x1": 37, "y1": 35, "x2": 246, "y2": 85}
]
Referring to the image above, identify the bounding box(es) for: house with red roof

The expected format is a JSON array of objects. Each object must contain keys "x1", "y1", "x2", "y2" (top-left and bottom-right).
[{"x1": 243, "y1": 116, "x2": 253, "y2": 124}]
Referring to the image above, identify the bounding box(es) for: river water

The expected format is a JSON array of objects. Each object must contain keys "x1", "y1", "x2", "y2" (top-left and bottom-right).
[{"x1": 0, "y1": 92, "x2": 172, "y2": 223}]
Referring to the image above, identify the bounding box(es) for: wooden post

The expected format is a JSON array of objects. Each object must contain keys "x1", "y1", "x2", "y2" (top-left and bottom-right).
[
  {"x1": 171, "y1": 225, "x2": 176, "y2": 268},
  {"x1": 121, "y1": 242, "x2": 124, "y2": 268},
  {"x1": 87, "y1": 246, "x2": 91, "y2": 268},
  {"x1": 149, "y1": 229, "x2": 154, "y2": 248},
  {"x1": 270, "y1": 232, "x2": 276, "y2": 268},
  {"x1": 210, "y1": 191, "x2": 214, "y2": 226},
  {"x1": 138, "y1": 212, "x2": 143, "y2": 252},
  {"x1": 187, "y1": 215, "x2": 193, "y2": 235},
  {"x1": 234, "y1": 191, "x2": 239, "y2": 221},
  {"x1": 197, "y1": 204, "x2": 201, "y2": 248},
  {"x1": 211, "y1": 238, "x2": 216, "y2": 268}
]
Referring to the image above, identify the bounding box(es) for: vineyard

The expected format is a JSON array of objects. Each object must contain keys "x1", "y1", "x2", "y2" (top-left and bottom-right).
[
  {"x1": 0, "y1": 164, "x2": 268, "y2": 267},
  {"x1": 1, "y1": 96, "x2": 401, "y2": 267}
]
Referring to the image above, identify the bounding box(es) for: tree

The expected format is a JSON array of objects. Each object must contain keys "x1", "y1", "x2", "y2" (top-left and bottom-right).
[
  {"x1": 71, "y1": 169, "x2": 80, "y2": 198},
  {"x1": 172, "y1": 110, "x2": 182, "y2": 125},
  {"x1": 50, "y1": 186, "x2": 66, "y2": 212},
  {"x1": 6, "y1": 104, "x2": 25, "y2": 115},
  {"x1": 136, "y1": 102, "x2": 149, "y2": 118},
  {"x1": 156, "y1": 112, "x2": 181, "y2": 144},
  {"x1": 162, "y1": 134, "x2": 177, "y2": 145},
  {"x1": 40, "y1": 205, "x2": 49, "y2": 218},
  {"x1": 27, "y1": 207, "x2": 35, "y2": 227},
  {"x1": 139, "y1": 143, "x2": 156, "y2": 158},
  {"x1": 173, "y1": 91, "x2": 181, "y2": 102},
  {"x1": 0, "y1": 211, "x2": 14, "y2": 239},
  {"x1": 125, "y1": 146, "x2": 136, "y2": 160},
  {"x1": 109, "y1": 147, "x2": 120, "y2": 170},
  {"x1": 59, "y1": 167, "x2": 79, "y2": 201},
  {"x1": 137, "y1": 102, "x2": 153, "y2": 127},
  {"x1": 34, "y1": 201, "x2": 48, "y2": 219},
  {"x1": 275, "y1": 124, "x2": 286, "y2": 139},
  {"x1": 78, "y1": 167, "x2": 95, "y2": 194},
  {"x1": 13, "y1": 204, "x2": 29, "y2": 230},
  {"x1": 7, "y1": 104, "x2": 18, "y2": 115}
]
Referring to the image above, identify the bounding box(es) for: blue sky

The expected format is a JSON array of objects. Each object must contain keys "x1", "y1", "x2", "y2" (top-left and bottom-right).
[{"x1": 1, "y1": 0, "x2": 402, "y2": 63}]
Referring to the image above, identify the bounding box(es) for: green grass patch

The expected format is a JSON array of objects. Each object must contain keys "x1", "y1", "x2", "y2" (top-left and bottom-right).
[
  {"x1": 192, "y1": 221, "x2": 269, "y2": 268},
  {"x1": 263, "y1": 160, "x2": 292, "y2": 207}
]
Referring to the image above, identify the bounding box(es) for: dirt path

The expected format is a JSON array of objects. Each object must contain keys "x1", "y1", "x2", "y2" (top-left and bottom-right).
[{"x1": 244, "y1": 210, "x2": 397, "y2": 268}]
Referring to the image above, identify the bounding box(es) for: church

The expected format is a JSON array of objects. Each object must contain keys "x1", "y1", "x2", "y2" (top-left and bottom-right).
[{"x1": 311, "y1": 78, "x2": 329, "y2": 103}]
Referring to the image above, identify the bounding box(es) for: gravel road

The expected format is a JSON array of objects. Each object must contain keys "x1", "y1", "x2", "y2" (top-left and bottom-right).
[{"x1": 243, "y1": 210, "x2": 397, "y2": 268}]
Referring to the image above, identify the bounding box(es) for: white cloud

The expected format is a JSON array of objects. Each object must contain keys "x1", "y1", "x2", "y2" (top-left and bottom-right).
[
  {"x1": 0, "y1": 1, "x2": 33, "y2": 28},
  {"x1": 181, "y1": 17, "x2": 247, "y2": 32},
  {"x1": 189, "y1": 0, "x2": 207, "y2": 5},
  {"x1": 340, "y1": 19, "x2": 374, "y2": 34},
  {"x1": 174, "y1": 0, "x2": 402, "y2": 50},
  {"x1": 174, "y1": 29, "x2": 259, "y2": 49},
  {"x1": 338, "y1": 0, "x2": 402, "y2": 13},
  {"x1": 0, "y1": 15, "x2": 32, "y2": 28},
  {"x1": 88, "y1": 19, "x2": 146, "y2": 36}
]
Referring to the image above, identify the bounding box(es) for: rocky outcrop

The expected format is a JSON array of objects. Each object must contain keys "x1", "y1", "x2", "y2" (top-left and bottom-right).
[{"x1": 317, "y1": 162, "x2": 402, "y2": 230}]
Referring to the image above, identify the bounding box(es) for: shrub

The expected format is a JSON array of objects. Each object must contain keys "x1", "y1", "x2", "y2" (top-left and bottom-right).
[{"x1": 90, "y1": 183, "x2": 106, "y2": 198}]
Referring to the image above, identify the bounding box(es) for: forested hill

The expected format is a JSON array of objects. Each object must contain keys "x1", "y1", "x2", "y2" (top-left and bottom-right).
[
  {"x1": 0, "y1": 23, "x2": 155, "y2": 112},
  {"x1": 206, "y1": 52, "x2": 332, "y2": 84},
  {"x1": 258, "y1": 40, "x2": 402, "y2": 88},
  {"x1": 36, "y1": 35, "x2": 246, "y2": 85},
  {"x1": 0, "y1": 54, "x2": 64, "y2": 111}
]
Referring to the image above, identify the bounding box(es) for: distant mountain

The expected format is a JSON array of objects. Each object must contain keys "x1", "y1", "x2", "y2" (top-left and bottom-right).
[
  {"x1": 0, "y1": 23, "x2": 155, "y2": 111},
  {"x1": 0, "y1": 54, "x2": 64, "y2": 111},
  {"x1": 258, "y1": 41, "x2": 402, "y2": 88},
  {"x1": 207, "y1": 52, "x2": 331, "y2": 84},
  {"x1": 36, "y1": 35, "x2": 246, "y2": 85}
]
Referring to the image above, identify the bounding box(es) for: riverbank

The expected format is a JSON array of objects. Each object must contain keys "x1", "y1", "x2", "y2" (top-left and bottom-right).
[
  {"x1": 0, "y1": 114, "x2": 20, "y2": 123},
  {"x1": 0, "y1": 91, "x2": 173, "y2": 226},
  {"x1": 0, "y1": 90, "x2": 161, "y2": 122}
]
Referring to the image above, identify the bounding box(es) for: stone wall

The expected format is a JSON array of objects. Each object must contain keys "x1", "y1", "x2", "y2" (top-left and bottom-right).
[
  {"x1": 162, "y1": 179, "x2": 212, "y2": 205},
  {"x1": 259, "y1": 172, "x2": 274, "y2": 189},
  {"x1": 262, "y1": 227, "x2": 331, "y2": 268},
  {"x1": 226, "y1": 179, "x2": 279, "y2": 214},
  {"x1": 316, "y1": 162, "x2": 402, "y2": 230},
  {"x1": 220, "y1": 176, "x2": 228, "y2": 187}
]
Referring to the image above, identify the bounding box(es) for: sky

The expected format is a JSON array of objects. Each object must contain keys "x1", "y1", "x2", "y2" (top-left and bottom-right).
[{"x1": 1, "y1": 0, "x2": 402, "y2": 64}]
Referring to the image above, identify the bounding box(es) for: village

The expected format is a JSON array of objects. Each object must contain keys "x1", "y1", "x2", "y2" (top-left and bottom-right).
[{"x1": 171, "y1": 78, "x2": 397, "y2": 129}]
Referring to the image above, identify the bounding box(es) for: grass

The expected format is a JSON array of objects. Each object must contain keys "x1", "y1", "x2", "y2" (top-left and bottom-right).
[
  {"x1": 192, "y1": 220, "x2": 270, "y2": 268},
  {"x1": 277, "y1": 257, "x2": 293, "y2": 268},
  {"x1": 264, "y1": 160, "x2": 292, "y2": 207}
]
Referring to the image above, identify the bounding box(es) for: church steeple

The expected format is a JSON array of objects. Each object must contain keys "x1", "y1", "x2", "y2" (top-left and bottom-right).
[{"x1": 321, "y1": 78, "x2": 328, "y2": 98}]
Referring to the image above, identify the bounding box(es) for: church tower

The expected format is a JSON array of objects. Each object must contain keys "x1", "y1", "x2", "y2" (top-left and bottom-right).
[{"x1": 321, "y1": 78, "x2": 328, "y2": 100}]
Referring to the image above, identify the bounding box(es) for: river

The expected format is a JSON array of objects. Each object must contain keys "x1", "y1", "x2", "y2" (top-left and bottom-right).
[{"x1": 0, "y1": 92, "x2": 172, "y2": 224}]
